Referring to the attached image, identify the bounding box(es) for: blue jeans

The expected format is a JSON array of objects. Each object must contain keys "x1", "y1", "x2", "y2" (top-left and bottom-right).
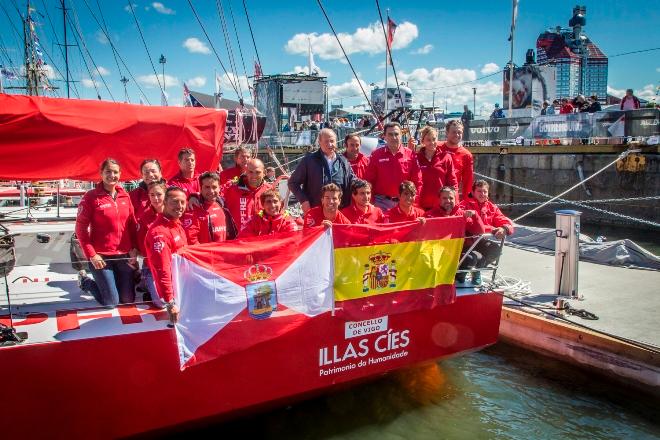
[
  {"x1": 81, "y1": 255, "x2": 136, "y2": 307},
  {"x1": 141, "y1": 266, "x2": 166, "y2": 308}
]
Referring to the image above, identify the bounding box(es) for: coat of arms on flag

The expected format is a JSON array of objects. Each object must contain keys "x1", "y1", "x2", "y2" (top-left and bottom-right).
[
  {"x1": 362, "y1": 251, "x2": 397, "y2": 292},
  {"x1": 243, "y1": 264, "x2": 277, "y2": 319}
]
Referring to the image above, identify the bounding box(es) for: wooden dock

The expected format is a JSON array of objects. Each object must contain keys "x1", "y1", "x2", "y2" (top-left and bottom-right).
[{"x1": 496, "y1": 245, "x2": 660, "y2": 394}]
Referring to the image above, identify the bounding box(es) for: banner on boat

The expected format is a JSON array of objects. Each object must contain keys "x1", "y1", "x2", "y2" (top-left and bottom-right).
[{"x1": 174, "y1": 218, "x2": 464, "y2": 370}]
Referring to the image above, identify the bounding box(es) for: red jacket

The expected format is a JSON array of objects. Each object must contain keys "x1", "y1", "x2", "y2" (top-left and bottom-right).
[
  {"x1": 303, "y1": 207, "x2": 351, "y2": 228},
  {"x1": 417, "y1": 144, "x2": 458, "y2": 210},
  {"x1": 340, "y1": 203, "x2": 385, "y2": 224},
  {"x1": 364, "y1": 145, "x2": 422, "y2": 198},
  {"x1": 385, "y1": 205, "x2": 426, "y2": 223},
  {"x1": 560, "y1": 103, "x2": 575, "y2": 114},
  {"x1": 129, "y1": 184, "x2": 150, "y2": 217},
  {"x1": 425, "y1": 205, "x2": 485, "y2": 237},
  {"x1": 145, "y1": 214, "x2": 187, "y2": 303},
  {"x1": 460, "y1": 196, "x2": 514, "y2": 235},
  {"x1": 75, "y1": 183, "x2": 137, "y2": 259},
  {"x1": 136, "y1": 206, "x2": 160, "y2": 257},
  {"x1": 224, "y1": 176, "x2": 273, "y2": 230},
  {"x1": 440, "y1": 143, "x2": 473, "y2": 201},
  {"x1": 345, "y1": 153, "x2": 369, "y2": 180},
  {"x1": 183, "y1": 200, "x2": 228, "y2": 244},
  {"x1": 219, "y1": 165, "x2": 243, "y2": 185},
  {"x1": 238, "y1": 211, "x2": 298, "y2": 238},
  {"x1": 167, "y1": 172, "x2": 200, "y2": 197}
]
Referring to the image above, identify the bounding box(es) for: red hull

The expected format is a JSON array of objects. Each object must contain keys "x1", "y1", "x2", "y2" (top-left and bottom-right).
[{"x1": 1, "y1": 292, "x2": 502, "y2": 439}]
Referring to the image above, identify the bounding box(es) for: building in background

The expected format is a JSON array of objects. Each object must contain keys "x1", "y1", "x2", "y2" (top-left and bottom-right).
[{"x1": 535, "y1": 5, "x2": 608, "y2": 102}]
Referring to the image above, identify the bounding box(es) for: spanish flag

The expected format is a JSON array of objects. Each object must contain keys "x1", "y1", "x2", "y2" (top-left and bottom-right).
[{"x1": 333, "y1": 217, "x2": 465, "y2": 319}]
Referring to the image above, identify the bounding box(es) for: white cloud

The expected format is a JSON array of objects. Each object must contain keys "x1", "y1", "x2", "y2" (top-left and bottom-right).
[
  {"x1": 41, "y1": 64, "x2": 59, "y2": 80},
  {"x1": 124, "y1": 3, "x2": 137, "y2": 12},
  {"x1": 81, "y1": 78, "x2": 99, "y2": 89},
  {"x1": 411, "y1": 44, "x2": 433, "y2": 55},
  {"x1": 216, "y1": 72, "x2": 252, "y2": 100},
  {"x1": 656, "y1": 67, "x2": 660, "y2": 73},
  {"x1": 95, "y1": 30, "x2": 108, "y2": 44},
  {"x1": 137, "y1": 74, "x2": 179, "y2": 88},
  {"x1": 186, "y1": 76, "x2": 206, "y2": 88},
  {"x1": 607, "y1": 85, "x2": 625, "y2": 98},
  {"x1": 151, "y1": 2, "x2": 175, "y2": 15},
  {"x1": 328, "y1": 78, "x2": 369, "y2": 100},
  {"x1": 481, "y1": 63, "x2": 500, "y2": 75},
  {"x1": 289, "y1": 65, "x2": 331, "y2": 77},
  {"x1": 183, "y1": 37, "x2": 210, "y2": 55},
  {"x1": 285, "y1": 21, "x2": 418, "y2": 60},
  {"x1": 94, "y1": 66, "x2": 110, "y2": 77},
  {"x1": 610, "y1": 84, "x2": 657, "y2": 103}
]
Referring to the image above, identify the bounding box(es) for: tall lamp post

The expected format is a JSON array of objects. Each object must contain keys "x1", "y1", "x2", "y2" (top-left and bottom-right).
[
  {"x1": 159, "y1": 53, "x2": 166, "y2": 94},
  {"x1": 472, "y1": 88, "x2": 476, "y2": 118}
]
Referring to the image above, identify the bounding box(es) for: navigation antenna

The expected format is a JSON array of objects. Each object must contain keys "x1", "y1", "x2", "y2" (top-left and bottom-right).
[{"x1": 120, "y1": 76, "x2": 130, "y2": 103}]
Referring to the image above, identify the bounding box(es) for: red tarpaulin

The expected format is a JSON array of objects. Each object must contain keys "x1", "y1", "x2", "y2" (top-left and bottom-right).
[{"x1": 0, "y1": 94, "x2": 227, "y2": 181}]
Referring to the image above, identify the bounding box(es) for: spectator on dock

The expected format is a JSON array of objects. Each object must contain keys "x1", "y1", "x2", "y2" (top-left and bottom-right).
[
  {"x1": 440, "y1": 120, "x2": 473, "y2": 202},
  {"x1": 224, "y1": 158, "x2": 273, "y2": 231},
  {"x1": 573, "y1": 95, "x2": 589, "y2": 112},
  {"x1": 620, "y1": 89, "x2": 641, "y2": 111},
  {"x1": 182, "y1": 172, "x2": 234, "y2": 244},
  {"x1": 265, "y1": 166, "x2": 276, "y2": 183},
  {"x1": 288, "y1": 128, "x2": 354, "y2": 214},
  {"x1": 343, "y1": 133, "x2": 369, "y2": 180},
  {"x1": 461, "y1": 105, "x2": 474, "y2": 125},
  {"x1": 417, "y1": 126, "x2": 457, "y2": 210},
  {"x1": 167, "y1": 148, "x2": 200, "y2": 197},
  {"x1": 541, "y1": 100, "x2": 555, "y2": 115},
  {"x1": 426, "y1": 186, "x2": 484, "y2": 285},
  {"x1": 587, "y1": 95, "x2": 602, "y2": 113},
  {"x1": 385, "y1": 181, "x2": 426, "y2": 223},
  {"x1": 340, "y1": 180, "x2": 385, "y2": 225},
  {"x1": 220, "y1": 146, "x2": 252, "y2": 185},
  {"x1": 130, "y1": 158, "x2": 165, "y2": 216},
  {"x1": 238, "y1": 189, "x2": 298, "y2": 237},
  {"x1": 460, "y1": 180, "x2": 514, "y2": 269},
  {"x1": 559, "y1": 98, "x2": 575, "y2": 114},
  {"x1": 364, "y1": 122, "x2": 422, "y2": 210},
  {"x1": 304, "y1": 183, "x2": 351, "y2": 228},
  {"x1": 76, "y1": 158, "x2": 138, "y2": 307},
  {"x1": 489, "y1": 103, "x2": 505, "y2": 119},
  {"x1": 144, "y1": 187, "x2": 188, "y2": 323}
]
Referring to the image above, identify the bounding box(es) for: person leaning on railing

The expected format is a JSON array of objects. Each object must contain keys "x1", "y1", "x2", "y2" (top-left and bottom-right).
[{"x1": 76, "y1": 158, "x2": 139, "y2": 307}]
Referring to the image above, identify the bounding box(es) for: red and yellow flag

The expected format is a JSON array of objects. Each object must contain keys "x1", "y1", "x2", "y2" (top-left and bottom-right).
[{"x1": 333, "y1": 217, "x2": 466, "y2": 320}]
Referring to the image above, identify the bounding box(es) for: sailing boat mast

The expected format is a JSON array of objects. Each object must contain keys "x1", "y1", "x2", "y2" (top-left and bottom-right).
[{"x1": 60, "y1": 0, "x2": 70, "y2": 98}]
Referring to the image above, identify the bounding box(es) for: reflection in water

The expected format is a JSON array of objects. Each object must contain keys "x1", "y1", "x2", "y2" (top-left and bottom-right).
[{"x1": 173, "y1": 344, "x2": 660, "y2": 440}]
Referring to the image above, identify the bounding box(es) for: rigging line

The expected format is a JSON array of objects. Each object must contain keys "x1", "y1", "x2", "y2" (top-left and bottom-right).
[
  {"x1": 126, "y1": 0, "x2": 165, "y2": 95},
  {"x1": 216, "y1": 0, "x2": 243, "y2": 99},
  {"x1": 93, "y1": 0, "x2": 123, "y2": 78},
  {"x1": 241, "y1": 0, "x2": 261, "y2": 69},
  {"x1": 64, "y1": 14, "x2": 102, "y2": 99},
  {"x1": 186, "y1": 0, "x2": 241, "y2": 97},
  {"x1": 66, "y1": 8, "x2": 114, "y2": 101},
  {"x1": 226, "y1": 0, "x2": 249, "y2": 80},
  {"x1": 315, "y1": 0, "x2": 376, "y2": 115},
  {"x1": 609, "y1": 47, "x2": 660, "y2": 58},
  {"x1": 77, "y1": 0, "x2": 151, "y2": 105},
  {"x1": 0, "y1": 34, "x2": 18, "y2": 69},
  {"x1": 375, "y1": 1, "x2": 411, "y2": 131},
  {"x1": 38, "y1": 0, "x2": 81, "y2": 98}
]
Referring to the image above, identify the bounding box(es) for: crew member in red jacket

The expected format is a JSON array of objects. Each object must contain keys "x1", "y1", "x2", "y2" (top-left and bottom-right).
[
  {"x1": 385, "y1": 181, "x2": 426, "y2": 223},
  {"x1": 440, "y1": 120, "x2": 473, "y2": 201},
  {"x1": 417, "y1": 125, "x2": 458, "y2": 210},
  {"x1": 224, "y1": 158, "x2": 273, "y2": 231},
  {"x1": 365, "y1": 122, "x2": 422, "y2": 210},
  {"x1": 130, "y1": 158, "x2": 165, "y2": 216},
  {"x1": 340, "y1": 179, "x2": 385, "y2": 224},
  {"x1": 426, "y1": 186, "x2": 484, "y2": 285},
  {"x1": 304, "y1": 183, "x2": 352, "y2": 228},
  {"x1": 183, "y1": 171, "x2": 234, "y2": 244},
  {"x1": 220, "y1": 146, "x2": 251, "y2": 184},
  {"x1": 136, "y1": 181, "x2": 167, "y2": 305},
  {"x1": 167, "y1": 148, "x2": 200, "y2": 197},
  {"x1": 238, "y1": 189, "x2": 298, "y2": 237},
  {"x1": 76, "y1": 158, "x2": 138, "y2": 306},
  {"x1": 145, "y1": 187, "x2": 188, "y2": 323},
  {"x1": 460, "y1": 179, "x2": 514, "y2": 268},
  {"x1": 343, "y1": 133, "x2": 369, "y2": 180}
]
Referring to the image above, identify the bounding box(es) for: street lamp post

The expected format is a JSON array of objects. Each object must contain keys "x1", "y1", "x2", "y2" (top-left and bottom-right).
[
  {"x1": 472, "y1": 87, "x2": 476, "y2": 118},
  {"x1": 159, "y1": 53, "x2": 166, "y2": 92}
]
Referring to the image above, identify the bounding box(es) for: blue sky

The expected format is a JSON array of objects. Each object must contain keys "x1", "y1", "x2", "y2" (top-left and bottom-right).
[{"x1": 0, "y1": 0, "x2": 657, "y2": 114}]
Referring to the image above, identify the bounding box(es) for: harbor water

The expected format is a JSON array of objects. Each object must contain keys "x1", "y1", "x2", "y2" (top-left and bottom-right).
[{"x1": 175, "y1": 343, "x2": 660, "y2": 439}]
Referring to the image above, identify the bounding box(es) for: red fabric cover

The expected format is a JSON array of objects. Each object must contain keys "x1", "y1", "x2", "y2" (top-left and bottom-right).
[
  {"x1": 145, "y1": 214, "x2": 188, "y2": 302},
  {"x1": 0, "y1": 95, "x2": 227, "y2": 181}
]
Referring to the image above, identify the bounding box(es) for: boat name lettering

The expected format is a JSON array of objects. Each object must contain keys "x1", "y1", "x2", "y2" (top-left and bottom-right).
[{"x1": 318, "y1": 329, "x2": 410, "y2": 367}]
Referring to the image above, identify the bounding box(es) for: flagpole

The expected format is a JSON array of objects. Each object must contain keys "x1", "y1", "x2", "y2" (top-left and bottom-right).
[
  {"x1": 508, "y1": 0, "x2": 517, "y2": 117},
  {"x1": 384, "y1": 8, "x2": 389, "y2": 121}
]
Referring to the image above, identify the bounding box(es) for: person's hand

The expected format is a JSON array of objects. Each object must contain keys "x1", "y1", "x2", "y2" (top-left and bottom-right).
[
  {"x1": 167, "y1": 304, "x2": 180, "y2": 324},
  {"x1": 188, "y1": 196, "x2": 201, "y2": 210},
  {"x1": 128, "y1": 248, "x2": 139, "y2": 266},
  {"x1": 90, "y1": 254, "x2": 106, "y2": 270},
  {"x1": 463, "y1": 210, "x2": 476, "y2": 218},
  {"x1": 301, "y1": 201, "x2": 311, "y2": 214},
  {"x1": 407, "y1": 138, "x2": 418, "y2": 151},
  {"x1": 417, "y1": 217, "x2": 426, "y2": 225},
  {"x1": 321, "y1": 220, "x2": 333, "y2": 228},
  {"x1": 492, "y1": 227, "x2": 506, "y2": 240}
]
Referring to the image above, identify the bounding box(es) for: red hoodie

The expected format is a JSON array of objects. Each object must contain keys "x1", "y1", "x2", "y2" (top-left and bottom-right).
[
  {"x1": 417, "y1": 143, "x2": 458, "y2": 210},
  {"x1": 425, "y1": 205, "x2": 485, "y2": 237},
  {"x1": 75, "y1": 183, "x2": 137, "y2": 259},
  {"x1": 144, "y1": 214, "x2": 187, "y2": 303},
  {"x1": 224, "y1": 176, "x2": 273, "y2": 231},
  {"x1": 460, "y1": 196, "x2": 514, "y2": 235},
  {"x1": 183, "y1": 200, "x2": 228, "y2": 244},
  {"x1": 345, "y1": 152, "x2": 370, "y2": 180},
  {"x1": 340, "y1": 203, "x2": 385, "y2": 224},
  {"x1": 238, "y1": 211, "x2": 298, "y2": 237},
  {"x1": 303, "y1": 207, "x2": 351, "y2": 228},
  {"x1": 385, "y1": 205, "x2": 426, "y2": 223},
  {"x1": 440, "y1": 143, "x2": 473, "y2": 201},
  {"x1": 167, "y1": 171, "x2": 200, "y2": 197},
  {"x1": 219, "y1": 165, "x2": 243, "y2": 184}
]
